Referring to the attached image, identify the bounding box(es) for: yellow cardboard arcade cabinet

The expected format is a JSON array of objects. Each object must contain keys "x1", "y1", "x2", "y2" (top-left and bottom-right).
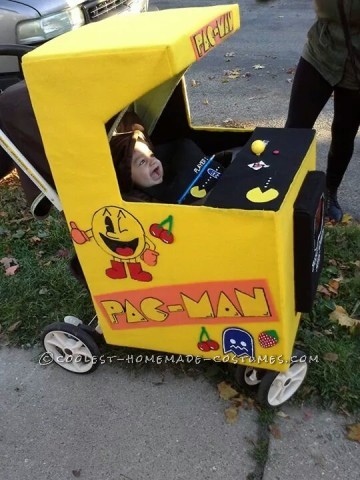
[{"x1": 22, "y1": 4, "x2": 324, "y2": 386}]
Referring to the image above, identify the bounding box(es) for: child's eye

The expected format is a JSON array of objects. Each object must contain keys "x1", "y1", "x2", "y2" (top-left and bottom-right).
[{"x1": 139, "y1": 159, "x2": 146, "y2": 166}]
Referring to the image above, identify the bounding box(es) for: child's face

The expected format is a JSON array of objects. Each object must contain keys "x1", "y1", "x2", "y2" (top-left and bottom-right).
[{"x1": 131, "y1": 137, "x2": 164, "y2": 188}]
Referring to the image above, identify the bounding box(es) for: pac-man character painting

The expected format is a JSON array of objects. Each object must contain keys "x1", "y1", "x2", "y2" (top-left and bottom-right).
[
  {"x1": 70, "y1": 206, "x2": 159, "y2": 282},
  {"x1": 223, "y1": 327, "x2": 255, "y2": 358}
]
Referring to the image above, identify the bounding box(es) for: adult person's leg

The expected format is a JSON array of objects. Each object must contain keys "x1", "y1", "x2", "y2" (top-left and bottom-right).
[
  {"x1": 325, "y1": 86, "x2": 360, "y2": 221},
  {"x1": 0, "y1": 80, "x2": 53, "y2": 218},
  {"x1": 285, "y1": 57, "x2": 333, "y2": 128}
]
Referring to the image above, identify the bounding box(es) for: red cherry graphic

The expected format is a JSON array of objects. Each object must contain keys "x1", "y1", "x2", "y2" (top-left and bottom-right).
[
  {"x1": 149, "y1": 223, "x2": 164, "y2": 238},
  {"x1": 207, "y1": 340, "x2": 220, "y2": 351},
  {"x1": 160, "y1": 229, "x2": 174, "y2": 244},
  {"x1": 197, "y1": 341, "x2": 211, "y2": 352}
]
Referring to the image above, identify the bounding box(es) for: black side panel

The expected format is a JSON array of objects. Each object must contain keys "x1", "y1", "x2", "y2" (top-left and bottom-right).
[{"x1": 294, "y1": 171, "x2": 326, "y2": 313}]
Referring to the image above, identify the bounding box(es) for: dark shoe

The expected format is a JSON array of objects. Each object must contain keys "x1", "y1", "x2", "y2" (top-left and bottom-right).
[{"x1": 325, "y1": 190, "x2": 343, "y2": 222}]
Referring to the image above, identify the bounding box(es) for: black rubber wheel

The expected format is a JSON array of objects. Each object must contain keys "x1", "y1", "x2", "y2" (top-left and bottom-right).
[
  {"x1": 41, "y1": 322, "x2": 100, "y2": 374},
  {"x1": 234, "y1": 365, "x2": 266, "y2": 390},
  {"x1": 256, "y1": 349, "x2": 308, "y2": 407}
]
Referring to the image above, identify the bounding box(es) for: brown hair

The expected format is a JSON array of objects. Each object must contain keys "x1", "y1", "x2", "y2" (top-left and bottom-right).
[{"x1": 110, "y1": 112, "x2": 153, "y2": 193}]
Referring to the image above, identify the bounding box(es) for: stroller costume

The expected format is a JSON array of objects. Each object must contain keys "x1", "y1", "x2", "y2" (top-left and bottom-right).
[{"x1": 0, "y1": 4, "x2": 325, "y2": 407}]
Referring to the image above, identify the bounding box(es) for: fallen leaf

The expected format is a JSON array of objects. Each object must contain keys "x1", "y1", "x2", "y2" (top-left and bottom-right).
[
  {"x1": 0, "y1": 257, "x2": 18, "y2": 269},
  {"x1": 327, "y1": 285, "x2": 339, "y2": 295},
  {"x1": 346, "y1": 423, "x2": 360, "y2": 442},
  {"x1": 190, "y1": 79, "x2": 200, "y2": 87},
  {"x1": 72, "y1": 469, "x2": 82, "y2": 478},
  {"x1": 39, "y1": 287, "x2": 49, "y2": 295},
  {"x1": 330, "y1": 304, "x2": 349, "y2": 318},
  {"x1": 323, "y1": 352, "x2": 339, "y2": 362},
  {"x1": 231, "y1": 393, "x2": 246, "y2": 407},
  {"x1": 276, "y1": 411, "x2": 290, "y2": 419},
  {"x1": 30, "y1": 236, "x2": 42, "y2": 244},
  {"x1": 329, "y1": 305, "x2": 360, "y2": 329},
  {"x1": 286, "y1": 67, "x2": 296, "y2": 74},
  {"x1": 202, "y1": 99, "x2": 209, "y2": 105},
  {"x1": 224, "y1": 52, "x2": 235, "y2": 57},
  {"x1": 7, "y1": 320, "x2": 22, "y2": 332},
  {"x1": 227, "y1": 73, "x2": 240, "y2": 79},
  {"x1": 269, "y1": 424, "x2": 282, "y2": 438},
  {"x1": 328, "y1": 259, "x2": 337, "y2": 266},
  {"x1": 5, "y1": 265, "x2": 19, "y2": 276},
  {"x1": 317, "y1": 284, "x2": 331, "y2": 296},
  {"x1": 341, "y1": 213, "x2": 352, "y2": 224},
  {"x1": 217, "y1": 381, "x2": 239, "y2": 400},
  {"x1": 224, "y1": 406, "x2": 239, "y2": 424},
  {"x1": 252, "y1": 64, "x2": 265, "y2": 69},
  {"x1": 223, "y1": 68, "x2": 241, "y2": 79},
  {"x1": 328, "y1": 278, "x2": 341, "y2": 291},
  {"x1": 245, "y1": 397, "x2": 255, "y2": 409}
]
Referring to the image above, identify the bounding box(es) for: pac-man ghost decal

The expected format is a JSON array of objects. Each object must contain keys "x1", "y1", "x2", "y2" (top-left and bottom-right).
[{"x1": 222, "y1": 327, "x2": 255, "y2": 358}]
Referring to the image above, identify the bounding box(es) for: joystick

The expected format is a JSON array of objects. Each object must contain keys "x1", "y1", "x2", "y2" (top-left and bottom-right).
[{"x1": 251, "y1": 140, "x2": 266, "y2": 156}]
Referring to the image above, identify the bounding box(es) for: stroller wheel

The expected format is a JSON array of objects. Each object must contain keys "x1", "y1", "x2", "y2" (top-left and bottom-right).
[
  {"x1": 234, "y1": 365, "x2": 265, "y2": 389},
  {"x1": 256, "y1": 349, "x2": 308, "y2": 407},
  {"x1": 41, "y1": 322, "x2": 100, "y2": 374}
]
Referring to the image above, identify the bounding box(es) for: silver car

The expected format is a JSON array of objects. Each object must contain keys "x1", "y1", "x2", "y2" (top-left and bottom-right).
[{"x1": 0, "y1": 0, "x2": 149, "y2": 90}]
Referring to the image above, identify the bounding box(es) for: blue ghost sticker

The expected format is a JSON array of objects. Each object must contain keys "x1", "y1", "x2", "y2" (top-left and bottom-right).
[
  {"x1": 207, "y1": 167, "x2": 222, "y2": 179},
  {"x1": 223, "y1": 327, "x2": 255, "y2": 358}
]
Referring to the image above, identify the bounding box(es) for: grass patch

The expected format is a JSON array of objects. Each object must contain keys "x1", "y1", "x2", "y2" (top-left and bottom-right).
[
  {"x1": 250, "y1": 439, "x2": 269, "y2": 468},
  {"x1": 296, "y1": 223, "x2": 360, "y2": 413},
  {"x1": 0, "y1": 175, "x2": 359, "y2": 412},
  {"x1": 257, "y1": 406, "x2": 276, "y2": 427},
  {"x1": 0, "y1": 174, "x2": 94, "y2": 346}
]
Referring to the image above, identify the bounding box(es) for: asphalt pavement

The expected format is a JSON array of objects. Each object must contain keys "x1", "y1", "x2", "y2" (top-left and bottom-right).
[
  {"x1": 1, "y1": 1, "x2": 360, "y2": 479},
  {"x1": 1, "y1": 346, "x2": 359, "y2": 480}
]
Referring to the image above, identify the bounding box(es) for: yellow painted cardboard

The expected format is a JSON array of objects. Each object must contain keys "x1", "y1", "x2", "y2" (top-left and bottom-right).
[{"x1": 22, "y1": 5, "x2": 319, "y2": 372}]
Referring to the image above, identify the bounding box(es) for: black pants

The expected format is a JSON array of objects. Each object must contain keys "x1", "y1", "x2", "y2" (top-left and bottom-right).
[
  {"x1": 0, "y1": 80, "x2": 54, "y2": 207},
  {"x1": 285, "y1": 57, "x2": 360, "y2": 192}
]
